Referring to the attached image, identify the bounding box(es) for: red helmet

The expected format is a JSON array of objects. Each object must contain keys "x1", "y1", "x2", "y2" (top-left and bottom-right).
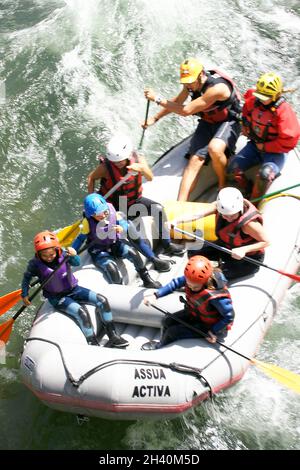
[
  {"x1": 33, "y1": 231, "x2": 61, "y2": 254},
  {"x1": 184, "y1": 256, "x2": 212, "y2": 284}
]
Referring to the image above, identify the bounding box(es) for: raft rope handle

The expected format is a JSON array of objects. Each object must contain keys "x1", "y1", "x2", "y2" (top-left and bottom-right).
[
  {"x1": 169, "y1": 362, "x2": 213, "y2": 398},
  {"x1": 25, "y1": 337, "x2": 78, "y2": 386},
  {"x1": 24, "y1": 337, "x2": 213, "y2": 395}
]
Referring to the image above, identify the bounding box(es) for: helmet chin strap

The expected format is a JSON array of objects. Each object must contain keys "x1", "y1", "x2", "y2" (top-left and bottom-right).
[{"x1": 97, "y1": 217, "x2": 110, "y2": 227}]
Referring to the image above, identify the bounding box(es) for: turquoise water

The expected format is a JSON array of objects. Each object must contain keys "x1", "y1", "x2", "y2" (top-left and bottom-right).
[{"x1": 0, "y1": 0, "x2": 299, "y2": 450}]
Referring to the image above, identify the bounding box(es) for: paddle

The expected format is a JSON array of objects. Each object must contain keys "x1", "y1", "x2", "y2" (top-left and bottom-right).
[
  {"x1": 138, "y1": 100, "x2": 150, "y2": 150},
  {"x1": 56, "y1": 219, "x2": 83, "y2": 248},
  {"x1": 149, "y1": 302, "x2": 300, "y2": 394},
  {"x1": 0, "y1": 171, "x2": 136, "y2": 316},
  {"x1": 173, "y1": 225, "x2": 300, "y2": 282},
  {"x1": 250, "y1": 182, "x2": 300, "y2": 203},
  {"x1": 0, "y1": 244, "x2": 90, "y2": 344}
]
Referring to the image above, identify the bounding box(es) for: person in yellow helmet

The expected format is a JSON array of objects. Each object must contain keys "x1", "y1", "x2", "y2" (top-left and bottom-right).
[
  {"x1": 143, "y1": 58, "x2": 242, "y2": 201},
  {"x1": 227, "y1": 72, "x2": 300, "y2": 200}
]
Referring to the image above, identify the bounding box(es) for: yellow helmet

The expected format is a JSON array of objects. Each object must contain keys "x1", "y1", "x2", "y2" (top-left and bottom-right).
[
  {"x1": 253, "y1": 72, "x2": 283, "y2": 102},
  {"x1": 180, "y1": 58, "x2": 203, "y2": 84}
]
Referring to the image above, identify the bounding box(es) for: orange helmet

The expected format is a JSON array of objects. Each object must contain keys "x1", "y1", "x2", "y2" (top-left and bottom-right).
[
  {"x1": 184, "y1": 256, "x2": 212, "y2": 284},
  {"x1": 33, "y1": 231, "x2": 61, "y2": 254}
]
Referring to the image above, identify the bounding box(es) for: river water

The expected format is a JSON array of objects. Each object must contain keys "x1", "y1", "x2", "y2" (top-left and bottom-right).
[{"x1": 0, "y1": 0, "x2": 299, "y2": 450}]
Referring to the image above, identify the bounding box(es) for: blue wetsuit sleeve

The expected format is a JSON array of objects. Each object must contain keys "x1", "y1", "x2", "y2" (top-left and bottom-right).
[
  {"x1": 118, "y1": 218, "x2": 129, "y2": 231},
  {"x1": 21, "y1": 259, "x2": 39, "y2": 298},
  {"x1": 156, "y1": 276, "x2": 186, "y2": 298},
  {"x1": 66, "y1": 252, "x2": 81, "y2": 267},
  {"x1": 72, "y1": 233, "x2": 87, "y2": 252},
  {"x1": 210, "y1": 297, "x2": 235, "y2": 334}
]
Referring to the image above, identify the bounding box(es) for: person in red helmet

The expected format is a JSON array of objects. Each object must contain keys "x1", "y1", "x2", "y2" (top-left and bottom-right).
[
  {"x1": 143, "y1": 255, "x2": 234, "y2": 349},
  {"x1": 21, "y1": 230, "x2": 128, "y2": 348}
]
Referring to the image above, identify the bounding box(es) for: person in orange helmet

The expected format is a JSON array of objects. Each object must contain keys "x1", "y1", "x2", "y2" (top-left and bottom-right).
[
  {"x1": 143, "y1": 255, "x2": 234, "y2": 349},
  {"x1": 21, "y1": 231, "x2": 128, "y2": 348}
]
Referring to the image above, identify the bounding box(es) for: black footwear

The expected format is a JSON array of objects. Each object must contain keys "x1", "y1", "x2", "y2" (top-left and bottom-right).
[
  {"x1": 152, "y1": 257, "x2": 171, "y2": 272},
  {"x1": 244, "y1": 180, "x2": 254, "y2": 199},
  {"x1": 108, "y1": 336, "x2": 129, "y2": 348},
  {"x1": 141, "y1": 340, "x2": 161, "y2": 350},
  {"x1": 138, "y1": 268, "x2": 162, "y2": 289},
  {"x1": 87, "y1": 336, "x2": 100, "y2": 346},
  {"x1": 105, "y1": 322, "x2": 129, "y2": 348},
  {"x1": 163, "y1": 242, "x2": 185, "y2": 256}
]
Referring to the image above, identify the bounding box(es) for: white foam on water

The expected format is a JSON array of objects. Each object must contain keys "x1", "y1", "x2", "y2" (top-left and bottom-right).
[{"x1": 0, "y1": 0, "x2": 299, "y2": 450}]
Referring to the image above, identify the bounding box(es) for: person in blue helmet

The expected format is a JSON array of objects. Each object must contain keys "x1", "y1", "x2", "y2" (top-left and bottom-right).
[
  {"x1": 72, "y1": 193, "x2": 161, "y2": 288},
  {"x1": 21, "y1": 230, "x2": 128, "y2": 348}
]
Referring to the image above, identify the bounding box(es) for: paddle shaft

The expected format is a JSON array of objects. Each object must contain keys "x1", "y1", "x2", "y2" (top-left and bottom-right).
[
  {"x1": 150, "y1": 303, "x2": 251, "y2": 362},
  {"x1": 173, "y1": 226, "x2": 300, "y2": 280},
  {"x1": 149, "y1": 303, "x2": 300, "y2": 395},
  {"x1": 103, "y1": 171, "x2": 135, "y2": 200},
  {"x1": 250, "y1": 182, "x2": 300, "y2": 203},
  {"x1": 138, "y1": 100, "x2": 150, "y2": 150}
]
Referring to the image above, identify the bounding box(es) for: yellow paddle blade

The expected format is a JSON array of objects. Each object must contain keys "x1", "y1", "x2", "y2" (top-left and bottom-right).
[
  {"x1": 56, "y1": 219, "x2": 82, "y2": 247},
  {"x1": 163, "y1": 200, "x2": 217, "y2": 241},
  {"x1": 252, "y1": 359, "x2": 300, "y2": 394}
]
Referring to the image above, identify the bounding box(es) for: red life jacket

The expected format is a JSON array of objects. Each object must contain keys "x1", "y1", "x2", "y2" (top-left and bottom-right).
[
  {"x1": 99, "y1": 153, "x2": 142, "y2": 208},
  {"x1": 191, "y1": 69, "x2": 242, "y2": 123},
  {"x1": 216, "y1": 200, "x2": 264, "y2": 252},
  {"x1": 185, "y1": 284, "x2": 232, "y2": 326},
  {"x1": 243, "y1": 91, "x2": 285, "y2": 143}
]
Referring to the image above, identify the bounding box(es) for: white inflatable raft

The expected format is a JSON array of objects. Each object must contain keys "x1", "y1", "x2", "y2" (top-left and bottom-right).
[{"x1": 20, "y1": 136, "x2": 300, "y2": 420}]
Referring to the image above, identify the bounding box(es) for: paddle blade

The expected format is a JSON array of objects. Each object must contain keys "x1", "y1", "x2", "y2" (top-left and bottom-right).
[
  {"x1": 0, "y1": 289, "x2": 22, "y2": 316},
  {"x1": 277, "y1": 270, "x2": 300, "y2": 282},
  {"x1": 252, "y1": 359, "x2": 300, "y2": 394},
  {"x1": 0, "y1": 318, "x2": 14, "y2": 344},
  {"x1": 56, "y1": 220, "x2": 81, "y2": 247}
]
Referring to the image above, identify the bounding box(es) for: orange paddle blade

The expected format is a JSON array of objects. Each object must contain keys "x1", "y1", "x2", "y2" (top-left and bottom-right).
[
  {"x1": 0, "y1": 318, "x2": 14, "y2": 344},
  {"x1": 0, "y1": 289, "x2": 22, "y2": 316}
]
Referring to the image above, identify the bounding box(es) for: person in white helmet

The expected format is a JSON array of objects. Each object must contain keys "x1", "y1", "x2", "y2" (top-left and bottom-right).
[
  {"x1": 87, "y1": 134, "x2": 185, "y2": 273},
  {"x1": 170, "y1": 187, "x2": 269, "y2": 280}
]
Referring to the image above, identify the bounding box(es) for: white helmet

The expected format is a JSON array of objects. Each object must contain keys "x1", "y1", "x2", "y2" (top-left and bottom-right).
[
  {"x1": 216, "y1": 187, "x2": 243, "y2": 215},
  {"x1": 106, "y1": 134, "x2": 133, "y2": 162}
]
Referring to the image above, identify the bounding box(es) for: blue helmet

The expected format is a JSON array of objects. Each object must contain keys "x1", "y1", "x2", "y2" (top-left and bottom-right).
[{"x1": 84, "y1": 193, "x2": 108, "y2": 218}]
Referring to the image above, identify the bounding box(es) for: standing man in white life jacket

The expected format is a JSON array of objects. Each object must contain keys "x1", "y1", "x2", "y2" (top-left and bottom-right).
[{"x1": 143, "y1": 58, "x2": 242, "y2": 201}]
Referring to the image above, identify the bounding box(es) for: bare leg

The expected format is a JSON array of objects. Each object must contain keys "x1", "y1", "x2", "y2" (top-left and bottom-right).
[
  {"x1": 208, "y1": 138, "x2": 228, "y2": 189},
  {"x1": 177, "y1": 155, "x2": 205, "y2": 201}
]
